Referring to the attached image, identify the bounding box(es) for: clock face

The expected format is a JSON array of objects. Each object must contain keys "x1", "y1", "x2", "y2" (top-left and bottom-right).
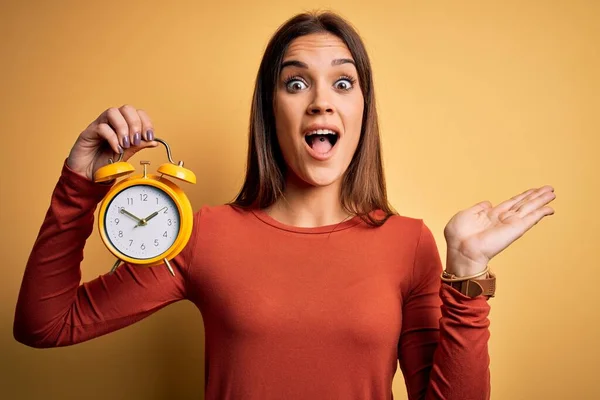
[{"x1": 103, "y1": 184, "x2": 181, "y2": 260}]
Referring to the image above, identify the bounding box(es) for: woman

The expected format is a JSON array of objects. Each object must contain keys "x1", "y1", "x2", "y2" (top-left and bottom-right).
[{"x1": 14, "y1": 11, "x2": 555, "y2": 400}]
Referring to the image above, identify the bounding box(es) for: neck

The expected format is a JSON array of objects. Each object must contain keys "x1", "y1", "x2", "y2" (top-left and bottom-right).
[{"x1": 264, "y1": 173, "x2": 351, "y2": 228}]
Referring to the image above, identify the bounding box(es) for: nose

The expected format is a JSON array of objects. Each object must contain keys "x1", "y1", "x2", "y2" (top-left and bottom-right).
[{"x1": 307, "y1": 84, "x2": 334, "y2": 115}]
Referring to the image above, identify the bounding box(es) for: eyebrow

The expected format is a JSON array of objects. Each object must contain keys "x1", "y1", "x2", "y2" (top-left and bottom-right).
[{"x1": 280, "y1": 58, "x2": 356, "y2": 69}]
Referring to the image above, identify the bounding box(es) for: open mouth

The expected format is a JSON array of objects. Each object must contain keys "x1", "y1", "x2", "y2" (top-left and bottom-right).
[{"x1": 304, "y1": 129, "x2": 339, "y2": 154}]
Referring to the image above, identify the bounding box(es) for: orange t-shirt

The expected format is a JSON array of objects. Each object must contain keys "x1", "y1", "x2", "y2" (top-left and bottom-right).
[{"x1": 14, "y1": 162, "x2": 491, "y2": 399}]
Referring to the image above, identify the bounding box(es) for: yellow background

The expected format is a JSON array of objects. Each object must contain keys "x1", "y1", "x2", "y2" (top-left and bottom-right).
[{"x1": 1, "y1": 0, "x2": 598, "y2": 398}]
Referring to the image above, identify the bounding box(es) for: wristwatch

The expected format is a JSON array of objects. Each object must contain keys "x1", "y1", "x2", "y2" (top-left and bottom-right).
[{"x1": 441, "y1": 270, "x2": 496, "y2": 298}]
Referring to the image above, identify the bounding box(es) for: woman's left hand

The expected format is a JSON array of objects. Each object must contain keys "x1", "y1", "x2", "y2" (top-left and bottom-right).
[{"x1": 443, "y1": 185, "x2": 556, "y2": 276}]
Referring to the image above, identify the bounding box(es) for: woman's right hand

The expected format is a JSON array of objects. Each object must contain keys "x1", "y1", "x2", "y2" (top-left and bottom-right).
[{"x1": 66, "y1": 105, "x2": 159, "y2": 181}]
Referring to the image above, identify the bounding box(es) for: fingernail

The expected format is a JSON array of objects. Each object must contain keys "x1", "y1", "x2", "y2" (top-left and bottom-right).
[
  {"x1": 118, "y1": 145, "x2": 124, "y2": 154},
  {"x1": 123, "y1": 136, "x2": 130, "y2": 148},
  {"x1": 134, "y1": 132, "x2": 141, "y2": 146},
  {"x1": 146, "y1": 129, "x2": 154, "y2": 141}
]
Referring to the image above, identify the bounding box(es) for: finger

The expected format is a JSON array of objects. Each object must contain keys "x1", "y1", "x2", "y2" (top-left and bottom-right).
[
  {"x1": 493, "y1": 188, "x2": 536, "y2": 214},
  {"x1": 136, "y1": 109, "x2": 155, "y2": 142},
  {"x1": 511, "y1": 186, "x2": 555, "y2": 213},
  {"x1": 516, "y1": 190, "x2": 556, "y2": 216},
  {"x1": 96, "y1": 122, "x2": 122, "y2": 155},
  {"x1": 106, "y1": 107, "x2": 131, "y2": 149},
  {"x1": 471, "y1": 201, "x2": 492, "y2": 214},
  {"x1": 119, "y1": 104, "x2": 143, "y2": 147},
  {"x1": 521, "y1": 206, "x2": 555, "y2": 229}
]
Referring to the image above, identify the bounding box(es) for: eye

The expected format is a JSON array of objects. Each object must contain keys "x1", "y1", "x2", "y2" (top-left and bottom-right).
[
  {"x1": 285, "y1": 78, "x2": 308, "y2": 92},
  {"x1": 334, "y1": 77, "x2": 354, "y2": 91}
]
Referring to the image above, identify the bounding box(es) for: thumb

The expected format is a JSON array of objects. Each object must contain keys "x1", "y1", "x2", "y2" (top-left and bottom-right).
[
  {"x1": 122, "y1": 139, "x2": 159, "y2": 161},
  {"x1": 470, "y1": 200, "x2": 493, "y2": 213}
]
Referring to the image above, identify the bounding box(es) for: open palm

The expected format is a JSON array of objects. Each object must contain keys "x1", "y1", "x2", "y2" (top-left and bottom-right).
[{"x1": 444, "y1": 186, "x2": 556, "y2": 271}]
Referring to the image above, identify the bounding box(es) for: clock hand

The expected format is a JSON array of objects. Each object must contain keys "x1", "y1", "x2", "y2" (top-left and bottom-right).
[
  {"x1": 120, "y1": 208, "x2": 145, "y2": 225},
  {"x1": 134, "y1": 206, "x2": 168, "y2": 228},
  {"x1": 142, "y1": 206, "x2": 168, "y2": 224}
]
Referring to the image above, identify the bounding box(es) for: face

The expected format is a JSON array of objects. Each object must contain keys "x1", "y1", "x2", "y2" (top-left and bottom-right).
[{"x1": 274, "y1": 32, "x2": 364, "y2": 188}]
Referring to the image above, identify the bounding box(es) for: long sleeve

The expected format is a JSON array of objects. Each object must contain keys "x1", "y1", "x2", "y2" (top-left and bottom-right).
[
  {"x1": 398, "y1": 221, "x2": 491, "y2": 399},
  {"x1": 13, "y1": 161, "x2": 197, "y2": 348}
]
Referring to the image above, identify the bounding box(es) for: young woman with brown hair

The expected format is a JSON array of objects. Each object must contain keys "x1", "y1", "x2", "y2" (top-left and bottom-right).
[{"x1": 14, "y1": 11, "x2": 555, "y2": 399}]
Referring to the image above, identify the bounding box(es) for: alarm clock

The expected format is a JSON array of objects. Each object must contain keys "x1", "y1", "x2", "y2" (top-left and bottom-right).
[{"x1": 93, "y1": 138, "x2": 196, "y2": 276}]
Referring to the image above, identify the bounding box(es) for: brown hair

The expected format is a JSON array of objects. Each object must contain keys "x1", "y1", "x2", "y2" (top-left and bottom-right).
[{"x1": 231, "y1": 11, "x2": 395, "y2": 226}]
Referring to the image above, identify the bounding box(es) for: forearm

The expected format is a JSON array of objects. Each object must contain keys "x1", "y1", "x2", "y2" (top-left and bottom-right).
[
  {"x1": 400, "y1": 222, "x2": 492, "y2": 399},
  {"x1": 425, "y1": 285, "x2": 491, "y2": 399},
  {"x1": 13, "y1": 163, "x2": 110, "y2": 346},
  {"x1": 421, "y1": 255, "x2": 492, "y2": 398}
]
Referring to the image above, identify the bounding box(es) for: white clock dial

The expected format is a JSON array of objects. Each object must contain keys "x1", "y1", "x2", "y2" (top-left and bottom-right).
[{"x1": 104, "y1": 185, "x2": 180, "y2": 260}]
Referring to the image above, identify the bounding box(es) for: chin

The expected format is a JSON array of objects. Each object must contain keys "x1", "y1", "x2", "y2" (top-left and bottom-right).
[{"x1": 295, "y1": 166, "x2": 344, "y2": 188}]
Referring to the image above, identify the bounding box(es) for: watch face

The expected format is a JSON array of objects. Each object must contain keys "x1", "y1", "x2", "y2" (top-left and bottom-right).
[{"x1": 103, "y1": 184, "x2": 181, "y2": 260}]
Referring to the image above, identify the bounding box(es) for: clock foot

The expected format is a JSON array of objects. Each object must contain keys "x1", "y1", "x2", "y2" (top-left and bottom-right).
[
  {"x1": 164, "y1": 258, "x2": 175, "y2": 276},
  {"x1": 109, "y1": 259, "x2": 121, "y2": 275}
]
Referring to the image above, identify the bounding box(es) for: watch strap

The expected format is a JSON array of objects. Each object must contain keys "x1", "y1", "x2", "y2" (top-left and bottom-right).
[{"x1": 445, "y1": 272, "x2": 496, "y2": 298}]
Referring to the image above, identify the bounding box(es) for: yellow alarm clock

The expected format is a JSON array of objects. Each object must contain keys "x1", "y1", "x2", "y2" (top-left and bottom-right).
[{"x1": 93, "y1": 138, "x2": 196, "y2": 277}]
